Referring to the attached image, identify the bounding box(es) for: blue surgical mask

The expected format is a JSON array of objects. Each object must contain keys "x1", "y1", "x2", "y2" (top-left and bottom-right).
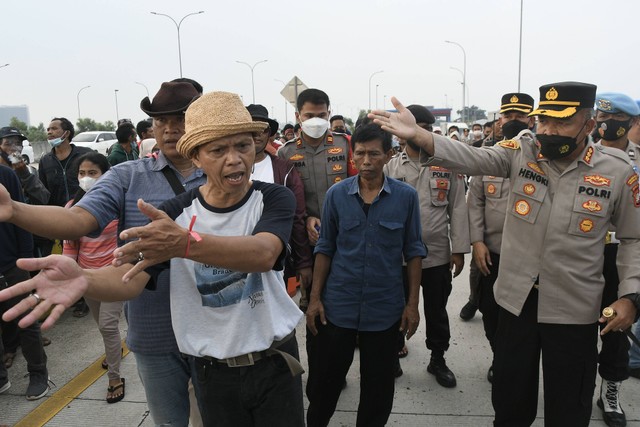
[{"x1": 48, "y1": 131, "x2": 67, "y2": 148}]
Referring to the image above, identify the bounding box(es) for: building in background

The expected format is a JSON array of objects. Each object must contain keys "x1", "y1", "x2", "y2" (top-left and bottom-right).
[{"x1": 0, "y1": 105, "x2": 30, "y2": 127}]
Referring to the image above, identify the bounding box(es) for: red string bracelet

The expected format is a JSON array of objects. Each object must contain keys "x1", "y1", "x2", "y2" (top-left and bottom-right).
[{"x1": 185, "y1": 215, "x2": 202, "y2": 258}]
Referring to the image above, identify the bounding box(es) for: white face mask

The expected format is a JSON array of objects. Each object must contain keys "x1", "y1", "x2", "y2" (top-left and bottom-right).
[
  {"x1": 79, "y1": 176, "x2": 98, "y2": 192},
  {"x1": 300, "y1": 117, "x2": 329, "y2": 139},
  {"x1": 48, "y1": 131, "x2": 67, "y2": 148}
]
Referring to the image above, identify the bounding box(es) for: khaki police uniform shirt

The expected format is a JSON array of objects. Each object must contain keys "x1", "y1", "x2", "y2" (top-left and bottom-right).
[
  {"x1": 467, "y1": 173, "x2": 510, "y2": 254},
  {"x1": 384, "y1": 151, "x2": 470, "y2": 269},
  {"x1": 278, "y1": 132, "x2": 351, "y2": 219},
  {"x1": 423, "y1": 133, "x2": 640, "y2": 324}
]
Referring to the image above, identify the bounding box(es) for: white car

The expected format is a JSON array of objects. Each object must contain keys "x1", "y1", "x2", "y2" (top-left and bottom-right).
[
  {"x1": 21, "y1": 140, "x2": 35, "y2": 164},
  {"x1": 72, "y1": 131, "x2": 117, "y2": 156}
]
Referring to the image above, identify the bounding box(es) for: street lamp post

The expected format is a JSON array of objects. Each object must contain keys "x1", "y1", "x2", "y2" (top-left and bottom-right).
[
  {"x1": 383, "y1": 95, "x2": 387, "y2": 111},
  {"x1": 150, "y1": 11, "x2": 204, "y2": 78},
  {"x1": 518, "y1": 0, "x2": 524, "y2": 91},
  {"x1": 76, "y1": 85, "x2": 91, "y2": 120},
  {"x1": 445, "y1": 40, "x2": 467, "y2": 123},
  {"x1": 450, "y1": 67, "x2": 465, "y2": 122},
  {"x1": 114, "y1": 90, "x2": 120, "y2": 121},
  {"x1": 375, "y1": 84, "x2": 380, "y2": 110},
  {"x1": 368, "y1": 70, "x2": 383, "y2": 111},
  {"x1": 236, "y1": 60, "x2": 268, "y2": 104},
  {"x1": 135, "y1": 81, "x2": 150, "y2": 98},
  {"x1": 274, "y1": 79, "x2": 288, "y2": 123}
]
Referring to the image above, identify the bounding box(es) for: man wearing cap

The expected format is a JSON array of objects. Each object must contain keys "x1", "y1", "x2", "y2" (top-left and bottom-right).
[
  {"x1": 0, "y1": 127, "x2": 50, "y2": 206},
  {"x1": 247, "y1": 104, "x2": 312, "y2": 290},
  {"x1": 0, "y1": 91, "x2": 305, "y2": 426},
  {"x1": 466, "y1": 93, "x2": 534, "y2": 382},
  {"x1": 0, "y1": 81, "x2": 205, "y2": 426},
  {"x1": 593, "y1": 92, "x2": 640, "y2": 426},
  {"x1": 369, "y1": 82, "x2": 640, "y2": 426},
  {"x1": 384, "y1": 104, "x2": 469, "y2": 387},
  {"x1": 281, "y1": 123, "x2": 295, "y2": 143}
]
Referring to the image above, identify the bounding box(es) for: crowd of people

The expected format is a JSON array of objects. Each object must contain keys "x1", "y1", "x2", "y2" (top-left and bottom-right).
[{"x1": 0, "y1": 78, "x2": 638, "y2": 427}]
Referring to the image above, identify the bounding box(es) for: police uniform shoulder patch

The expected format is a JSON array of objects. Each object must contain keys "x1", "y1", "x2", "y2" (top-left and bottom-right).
[
  {"x1": 527, "y1": 162, "x2": 545, "y2": 175},
  {"x1": 289, "y1": 153, "x2": 304, "y2": 161},
  {"x1": 583, "y1": 175, "x2": 611, "y2": 187},
  {"x1": 429, "y1": 165, "x2": 449, "y2": 171},
  {"x1": 327, "y1": 147, "x2": 343, "y2": 155},
  {"x1": 514, "y1": 199, "x2": 530, "y2": 216},
  {"x1": 498, "y1": 139, "x2": 520, "y2": 150},
  {"x1": 631, "y1": 182, "x2": 640, "y2": 208},
  {"x1": 626, "y1": 173, "x2": 639, "y2": 187}
]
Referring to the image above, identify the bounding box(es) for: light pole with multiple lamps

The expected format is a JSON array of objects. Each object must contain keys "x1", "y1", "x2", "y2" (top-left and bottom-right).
[
  {"x1": 518, "y1": 0, "x2": 524, "y2": 91},
  {"x1": 114, "y1": 90, "x2": 120, "y2": 121},
  {"x1": 445, "y1": 40, "x2": 466, "y2": 123},
  {"x1": 76, "y1": 85, "x2": 91, "y2": 120},
  {"x1": 236, "y1": 60, "x2": 268, "y2": 104},
  {"x1": 135, "y1": 81, "x2": 150, "y2": 98},
  {"x1": 150, "y1": 11, "x2": 204, "y2": 78},
  {"x1": 368, "y1": 70, "x2": 383, "y2": 111}
]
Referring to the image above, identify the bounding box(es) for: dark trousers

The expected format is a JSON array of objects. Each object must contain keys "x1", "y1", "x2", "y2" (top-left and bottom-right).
[
  {"x1": 421, "y1": 264, "x2": 453, "y2": 355},
  {"x1": 0, "y1": 266, "x2": 47, "y2": 384},
  {"x1": 468, "y1": 258, "x2": 481, "y2": 306},
  {"x1": 478, "y1": 252, "x2": 500, "y2": 353},
  {"x1": 492, "y1": 289, "x2": 598, "y2": 427},
  {"x1": 599, "y1": 243, "x2": 630, "y2": 381},
  {"x1": 397, "y1": 265, "x2": 452, "y2": 357},
  {"x1": 307, "y1": 320, "x2": 399, "y2": 427},
  {"x1": 189, "y1": 334, "x2": 304, "y2": 427}
]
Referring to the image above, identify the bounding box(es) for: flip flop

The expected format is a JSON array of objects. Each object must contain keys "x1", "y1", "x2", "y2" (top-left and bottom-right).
[
  {"x1": 398, "y1": 345, "x2": 409, "y2": 359},
  {"x1": 106, "y1": 378, "x2": 125, "y2": 404}
]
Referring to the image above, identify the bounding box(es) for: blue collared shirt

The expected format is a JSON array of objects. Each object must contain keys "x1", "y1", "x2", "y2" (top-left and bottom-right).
[
  {"x1": 76, "y1": 153, "x2": 206, "y2": 353},
  {"x1": 314, "y1": 175, "x2": 426, "y2": 331}
]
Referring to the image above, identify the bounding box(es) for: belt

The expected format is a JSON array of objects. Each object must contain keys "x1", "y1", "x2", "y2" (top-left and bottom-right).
[
  {"x1": 199, "y1": 330, "x2": 304, "y2": 376},
  {"x1": 605, "y1": 231, "x2": 619, "y2": 245}
]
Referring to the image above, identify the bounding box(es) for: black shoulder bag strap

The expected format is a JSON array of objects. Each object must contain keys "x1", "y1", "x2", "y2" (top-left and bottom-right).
[{"x1": 161, "y1": 166, "x2": 186, "y2": 195}]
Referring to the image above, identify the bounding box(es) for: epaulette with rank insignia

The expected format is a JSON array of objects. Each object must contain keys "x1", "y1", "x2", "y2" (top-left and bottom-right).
[
  {"x1": 497, "y1": 139, "x2": 520, "y2": 150},
  {"x1": 597, "y1": 144, "x2": 634, "y2": 165}
]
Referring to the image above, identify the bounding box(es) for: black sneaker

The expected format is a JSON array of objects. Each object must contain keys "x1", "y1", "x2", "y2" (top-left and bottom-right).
[
  {"x1": 597, "y1": 379, "x2": 626, "y2": 427},
  {"x1": 0, "y1": 379, "x2": 10, "y2": 394},
  {"x1": 427, "y1": 358, "x2": 457, "y2": 388},
  {"x1": 459, "y1": 302, "x2": 477, "y2": 321},
  {"x1": 26, "y1": 371, "x2": 50, "y2": 401}
]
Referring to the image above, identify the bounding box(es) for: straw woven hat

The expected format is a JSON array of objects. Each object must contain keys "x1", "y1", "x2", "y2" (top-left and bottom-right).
[{"x1": 177, "y1": 91, "x2": 267, "y2": 158}]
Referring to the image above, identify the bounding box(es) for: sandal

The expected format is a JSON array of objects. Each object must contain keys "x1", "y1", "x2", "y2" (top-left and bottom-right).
[
  {"x1": 3, "y1": 352, "x2": 16, "y2": 369},
  {"x1": 398, "y1": 345, "x2": 409, "y2": 359},
  {"x1": 106, "y1": 378, "x2": 125, "y2": 404}
]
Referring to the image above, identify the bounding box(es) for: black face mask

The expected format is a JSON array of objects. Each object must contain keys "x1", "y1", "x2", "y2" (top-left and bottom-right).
[
  {"x1": 597, "y1": 118, "x2": 631, "y2": 141},
  {"x1": 501, "y1": 120, "x2": 529, "y2": 139},
  {"x1": 332, "y1": 127, "x2": 346, "y2": 133},
  {"x1": 536, "y1": 120, "x2": 588, "y2": 160}
]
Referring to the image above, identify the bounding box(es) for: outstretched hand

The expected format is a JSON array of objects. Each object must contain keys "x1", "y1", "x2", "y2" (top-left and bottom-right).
[
  {"x1": 0, "y1": 256, "x2": 88, "y2": 330},
  {"x1": 368, "y1": 97, "x2": 419, "y2": 141},
  {"x1": 113, "y1": 199, "x2": 186, "y2": 282}
]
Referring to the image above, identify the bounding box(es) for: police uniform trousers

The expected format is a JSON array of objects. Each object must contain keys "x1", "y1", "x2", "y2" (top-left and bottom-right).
[
  {"x1": 468, "y1": 258, "x2": 481, "y2": 307},
  {"x1": 492, "y1": 288, "x2": 598, "y2": 427},
  {"x1": 599, "y1": 243, "x2": 630, "y2": 381},
  {"x1": 478, "y1": 252, "x2": 500, "y2": 353},
  {"x1": 400, "y1": 264, "x2": 452, "y2": 357}
]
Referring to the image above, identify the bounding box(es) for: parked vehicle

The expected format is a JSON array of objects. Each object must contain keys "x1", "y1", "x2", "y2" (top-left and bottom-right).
[
  {"x1": 71, "y1": 131, "x2": 117, "y2": 155},
  {"x1": 21, "y1": 140, "x2": 34, "y2": 164}
]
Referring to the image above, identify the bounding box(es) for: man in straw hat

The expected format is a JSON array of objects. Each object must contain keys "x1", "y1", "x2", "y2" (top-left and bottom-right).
[
  {"x1": 0, "y1": 91, "x2": 305, "y2": 426},
  {"x1": 0, "y1": 80, "x2": 205, "y2": 426},
  {"x1": 367, "y1": 82, "x2": 640, "y2": 426}
]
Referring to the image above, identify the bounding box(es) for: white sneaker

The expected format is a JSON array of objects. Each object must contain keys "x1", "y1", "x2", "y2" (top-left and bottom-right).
[{"x1": 597, "y1": 379, "x2": 626, "y2": 427}]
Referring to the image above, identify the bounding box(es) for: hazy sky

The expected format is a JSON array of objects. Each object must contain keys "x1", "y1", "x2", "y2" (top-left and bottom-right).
[{"x1": 2, "y1": 0, "x2": 639, "y2": 128}]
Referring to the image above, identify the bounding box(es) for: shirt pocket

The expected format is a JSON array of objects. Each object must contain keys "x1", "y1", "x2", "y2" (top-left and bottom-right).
[
  {"x1": 337, "y1": 218, "x2": 361, "y2": 247},
  {"x1": 509, "y1": 176, "x2": 548, "y2": 224},
  {"x1": 377, "y1": 220, "x2": 404, "y2": 248},
  {"x1": 482, "y1": 176, "x2": 504, "y2": 199},
  {"x1": 567, "y1": 193, "x2": 610, "y2": 237},
  {"x1": 430, "y1": 178, "x2": 450, "y2": 207}
]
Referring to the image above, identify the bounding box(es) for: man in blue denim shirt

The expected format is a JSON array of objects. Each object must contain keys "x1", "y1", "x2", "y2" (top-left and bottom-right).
[{"x1": 306, "y1": 123, "x2": 426, "y2": 427}]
